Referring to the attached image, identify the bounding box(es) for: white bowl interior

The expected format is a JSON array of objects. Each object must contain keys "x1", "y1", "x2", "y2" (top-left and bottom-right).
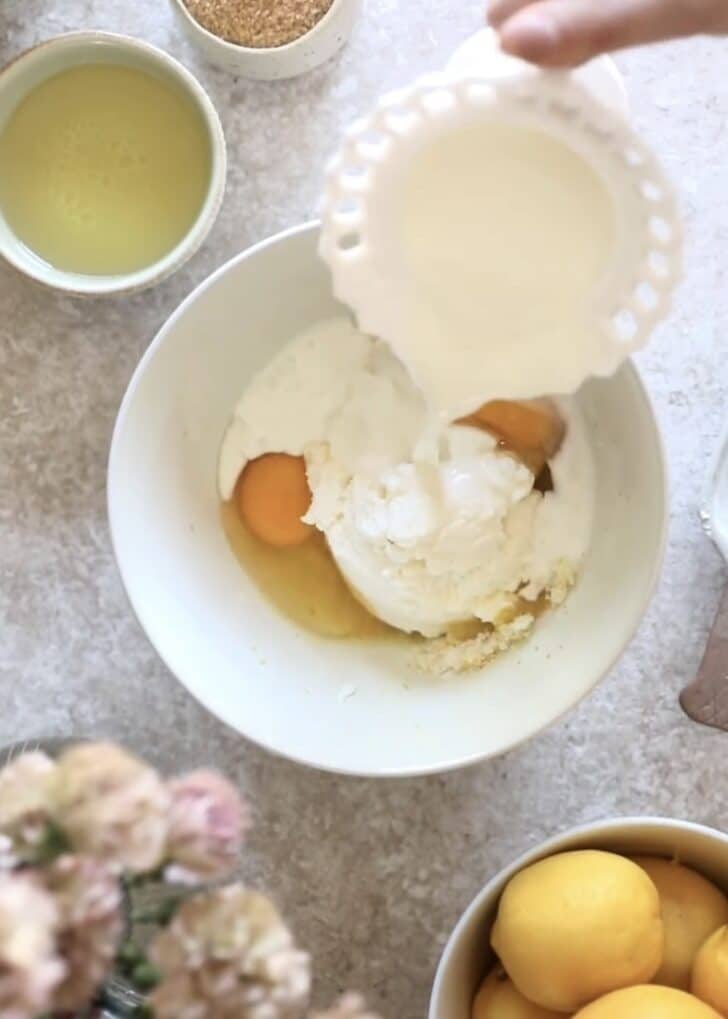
[
  {"x1": 429, "y1": 818, "x2": 728, "y2": 1019},
  {"x1": 0, "y1": 33, "x2": 225, "y2": 294},
  {"x1": 109, "y1": 223, "x2": 666, "y2": 776}
]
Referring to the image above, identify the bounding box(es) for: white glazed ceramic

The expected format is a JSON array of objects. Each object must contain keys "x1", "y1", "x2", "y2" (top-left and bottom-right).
[
  {"x1": 321, "y1": 43, "x2": 681, "y2": 406},
  {"x1": 429, "y1": 816, "x2": 728, "y2": 1019},
  {"x1": 169, "y1": 0, "x2": 362, "y2": 79},
  {"x1": 0, "y1": 32, "x2": 226, "y2": 296},
  {"x1": 108, "y1": 222, "x2": 667, "y2": 778}
]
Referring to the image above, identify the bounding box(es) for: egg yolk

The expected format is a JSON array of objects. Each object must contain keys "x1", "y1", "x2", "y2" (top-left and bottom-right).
[
  {"x1": 235, "y1": 453, "x2": 314, "y2": 548},
  {"x1": 461, "y1": 398, "x2": 565, "y2": 475}
]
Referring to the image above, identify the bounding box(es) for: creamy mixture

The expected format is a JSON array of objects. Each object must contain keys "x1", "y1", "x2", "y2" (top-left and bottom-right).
[
  {"x1": 0, "y1": 64, "x2": 211, "y2": 276},
  {"x1": 219, "y1": 317, "x2": 594, "y2": 650},
  {"x1": 399, "y1": 124, "x2": 615, "y2": 420},
  {"x1": 331, "y1": 121, "x2": 617, "y2": 424}
]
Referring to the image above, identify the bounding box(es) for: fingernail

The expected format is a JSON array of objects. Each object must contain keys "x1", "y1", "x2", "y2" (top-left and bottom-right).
[{"x1": 501, "y1": 12, "x2": 561, "y2": 60}]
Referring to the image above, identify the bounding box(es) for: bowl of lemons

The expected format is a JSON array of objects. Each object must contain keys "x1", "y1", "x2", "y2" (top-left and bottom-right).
[{"x1": 430, "y1": 816, "x2": 728, "y2": 1019}]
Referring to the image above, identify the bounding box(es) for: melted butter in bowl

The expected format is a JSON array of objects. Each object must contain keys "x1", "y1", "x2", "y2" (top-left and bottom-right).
[
  {"x1": 0, "y1": 33, "x2": 225, "y2": 294},
  {"x1": 0, "y1": 63, "x2": 211, "y2": 276}
]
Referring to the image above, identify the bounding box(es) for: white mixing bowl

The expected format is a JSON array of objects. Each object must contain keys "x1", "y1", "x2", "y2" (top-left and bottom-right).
[
  {"x1": 429, "y1": 816, "x2": 728, "y2": 1019},
  {"x1": 108, "y1": 222, "x2": 667, "y2": 777}
]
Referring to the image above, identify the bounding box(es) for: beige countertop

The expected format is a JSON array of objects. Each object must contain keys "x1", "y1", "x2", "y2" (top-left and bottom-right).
[{"x1": 1, "y1": 1, "x2": 727, "y2": 1014}]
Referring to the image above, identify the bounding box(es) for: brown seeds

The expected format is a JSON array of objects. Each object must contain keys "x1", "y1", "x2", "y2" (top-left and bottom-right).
[{"x1": 183, "y1": 0, "x2": 336, "y2": 48}]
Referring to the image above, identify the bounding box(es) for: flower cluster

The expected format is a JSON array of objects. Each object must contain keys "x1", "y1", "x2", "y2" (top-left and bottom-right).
[
  {"x1": 311, "y1": 994, "x2": 384, "y2": 1019},
  {"x1": 149, "y1": 886, "x2": 311, "y2": 1018},
  {"x1": 0, "y1": 742, "x2": 250, "y2": 1018},
  {"x1": 0, "y1": 742, "x2": 250, "y2": 881},
  {"x1": 0, "y1": 871, "x2": 64, "y2": 1018},
  {"x1": 165, "y1": 769, "x2": 252, "y2": 884},
  {"x1": 0, "y1": 751, "x2": 56, "y2": 867},
  {"x1": 44, "y1": 853, "x2": 125, "y2": 1012},
  {"x1": 0, "y1": 742, "x2": 381, "y2": 1019}
]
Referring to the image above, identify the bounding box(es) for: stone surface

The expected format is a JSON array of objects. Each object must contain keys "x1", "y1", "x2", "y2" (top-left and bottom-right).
[{"x1": 0, "y1": 2, "x2": 727, "y2": 1016}]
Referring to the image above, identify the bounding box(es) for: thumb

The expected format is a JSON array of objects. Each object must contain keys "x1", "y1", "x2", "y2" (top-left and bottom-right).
[{"x1": 497, "y1": 0, "x2": 726, "y2": 67}]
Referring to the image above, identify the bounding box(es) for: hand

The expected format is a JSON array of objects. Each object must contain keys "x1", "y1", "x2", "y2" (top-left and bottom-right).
[{"x1": 488, "y1": 0, "x2": 728, "y2": 67}]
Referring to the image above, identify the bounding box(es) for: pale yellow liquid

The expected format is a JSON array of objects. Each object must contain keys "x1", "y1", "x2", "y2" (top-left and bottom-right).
[
  {"x1": 221, "y1": 501, "x2": 400, "y2": 641},
  {"x1": 221, "y1": 500, "x2": 549, "y2": 651},
  {"x1": 0, "y1": 63, "x2": 211, "y2": 275}
]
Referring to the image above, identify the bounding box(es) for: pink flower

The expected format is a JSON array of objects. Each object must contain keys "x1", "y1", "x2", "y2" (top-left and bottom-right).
[
  {"x1": 310, "y1": 994, "x2": 383, "y2": 1019},
  {"x1": 44, "y1": 854, "x2": 125, "y2": 1012},
  {"x1": 53, "y1": 742, "x2": 170, "y2": 874},
  {"x1": 0, "y1": 752, "x2": 57, "y2": 865},
  {"x1": 149, "y1": 884, "x2": 311, "y2": 1019},
  {"x1": 0, "y1": 872, "x2": 64, "y2": 1019},
  {"x1": 165, "y1": 770, "x2": 251, "y2": 884}
]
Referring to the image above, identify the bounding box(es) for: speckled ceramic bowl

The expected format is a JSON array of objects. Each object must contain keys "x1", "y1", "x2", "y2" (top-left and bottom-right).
[
  {"x1": 430, "y1": 817, "x2": 728, "y2": 1019},
  {"x1": 0, "y1": 31, "x2": 226, "y2": 296},
  {"x1": 169, "y1": 0, "x2": 362, "y2": 79},
  {"x1": 108, "y1": 222, "x2": 668, "y2": 777}
]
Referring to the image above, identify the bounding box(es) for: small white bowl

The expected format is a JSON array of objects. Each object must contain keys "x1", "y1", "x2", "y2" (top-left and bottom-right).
[
  {"x1": 0, "y1": 32, "x2": 226, "y2": 296},
  {"x1": 108, "y1": 222, "x2": 667, "y2": 777},
  {"x1": 430, "y1": 817, "x2": 728, "y2": 1019},
  {"x1": 168, "y1": 0, "x2": 362, "y2": 79}
]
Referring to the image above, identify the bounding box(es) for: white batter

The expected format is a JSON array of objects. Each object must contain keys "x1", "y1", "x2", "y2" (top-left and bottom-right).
[{"x1": 219, "y1": 317, "x2": 594, "y2": 639}]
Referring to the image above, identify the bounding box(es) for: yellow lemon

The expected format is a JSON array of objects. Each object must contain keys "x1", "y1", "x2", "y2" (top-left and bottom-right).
[
  {"x1": 473, "y1": 967, "x2": 566, "y2": 1019},
  {"x1": 691, "y1": 925, "x2": 728, "y2": 1015},
  {"x1": 631, "y1": 857, "x2": 728, "y2": 989},
  {"x1": 573, "y1": 984, "x2": 722, "y2": 1019},
  {"x1": 491, "y1": 850, "x2": 664, "y2": 1012}
]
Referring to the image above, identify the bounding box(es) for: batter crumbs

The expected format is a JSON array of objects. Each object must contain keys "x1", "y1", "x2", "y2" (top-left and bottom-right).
[{"x1": 414, "y1": 561, "x2": 577, "y2": 675}]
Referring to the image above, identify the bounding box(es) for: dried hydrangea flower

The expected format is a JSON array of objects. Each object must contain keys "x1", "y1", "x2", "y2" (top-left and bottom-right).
[
  {"x1": 0, "y1": 836, "x2": 15, "y2": 871},
  {"x1": 310, "y1": 994, "x2": 383, "y2": 1019},
  {"x1": 0, "y1": 751, "x2": 57, "y2": 865},
  {"x1": 53, "y1": 742, "x2": 170, "y2": 874},
  {"x1": 0, "y1": 871, "x2": 64, "y2": 1018},
  {"x1": 44, "y1": 854, "x2": 125, "y2": 1012},
  {"x1": 165, "y1": 769, "x2": 251, "y2": 884},
  {"x1": 149, "y1": 884, "x2": 311, "y2": 1019}
]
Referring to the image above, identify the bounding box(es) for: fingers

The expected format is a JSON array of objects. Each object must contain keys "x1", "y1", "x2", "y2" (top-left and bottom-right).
[
  {"x1": 488, "y1": 0, "x2": 534, "y2": 28},
  {"x1": 491, "y1": 0, "x2": 726, "y2": 67}
]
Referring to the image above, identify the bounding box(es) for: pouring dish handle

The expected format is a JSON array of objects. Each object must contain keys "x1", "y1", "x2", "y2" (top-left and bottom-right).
[{"x1": 681, "y1": 583, "x2": 728, "y2": 732}]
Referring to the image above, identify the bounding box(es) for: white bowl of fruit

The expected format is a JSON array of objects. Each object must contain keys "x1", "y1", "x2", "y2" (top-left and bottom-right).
[
  {"x1": 108, "y1": 222, "x2": 667, "y2": 776},
  {"x1": 430, "y1": 816, "x2": 728, "y2": 1019}
]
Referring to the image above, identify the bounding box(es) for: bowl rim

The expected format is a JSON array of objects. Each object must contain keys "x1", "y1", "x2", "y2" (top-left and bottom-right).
[
  {"x1": 0, "y1": 30, "x2": 226, "y2": 296},
  {"x1": 108, "y1": 220, "x2": 670, "y2": 778},
  {"x1": 168, "y1": 0, "x2": 357, "y2": 58},
  {"x1": 428, "y1": 815, "x2": 728, "y2": 1018}
]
